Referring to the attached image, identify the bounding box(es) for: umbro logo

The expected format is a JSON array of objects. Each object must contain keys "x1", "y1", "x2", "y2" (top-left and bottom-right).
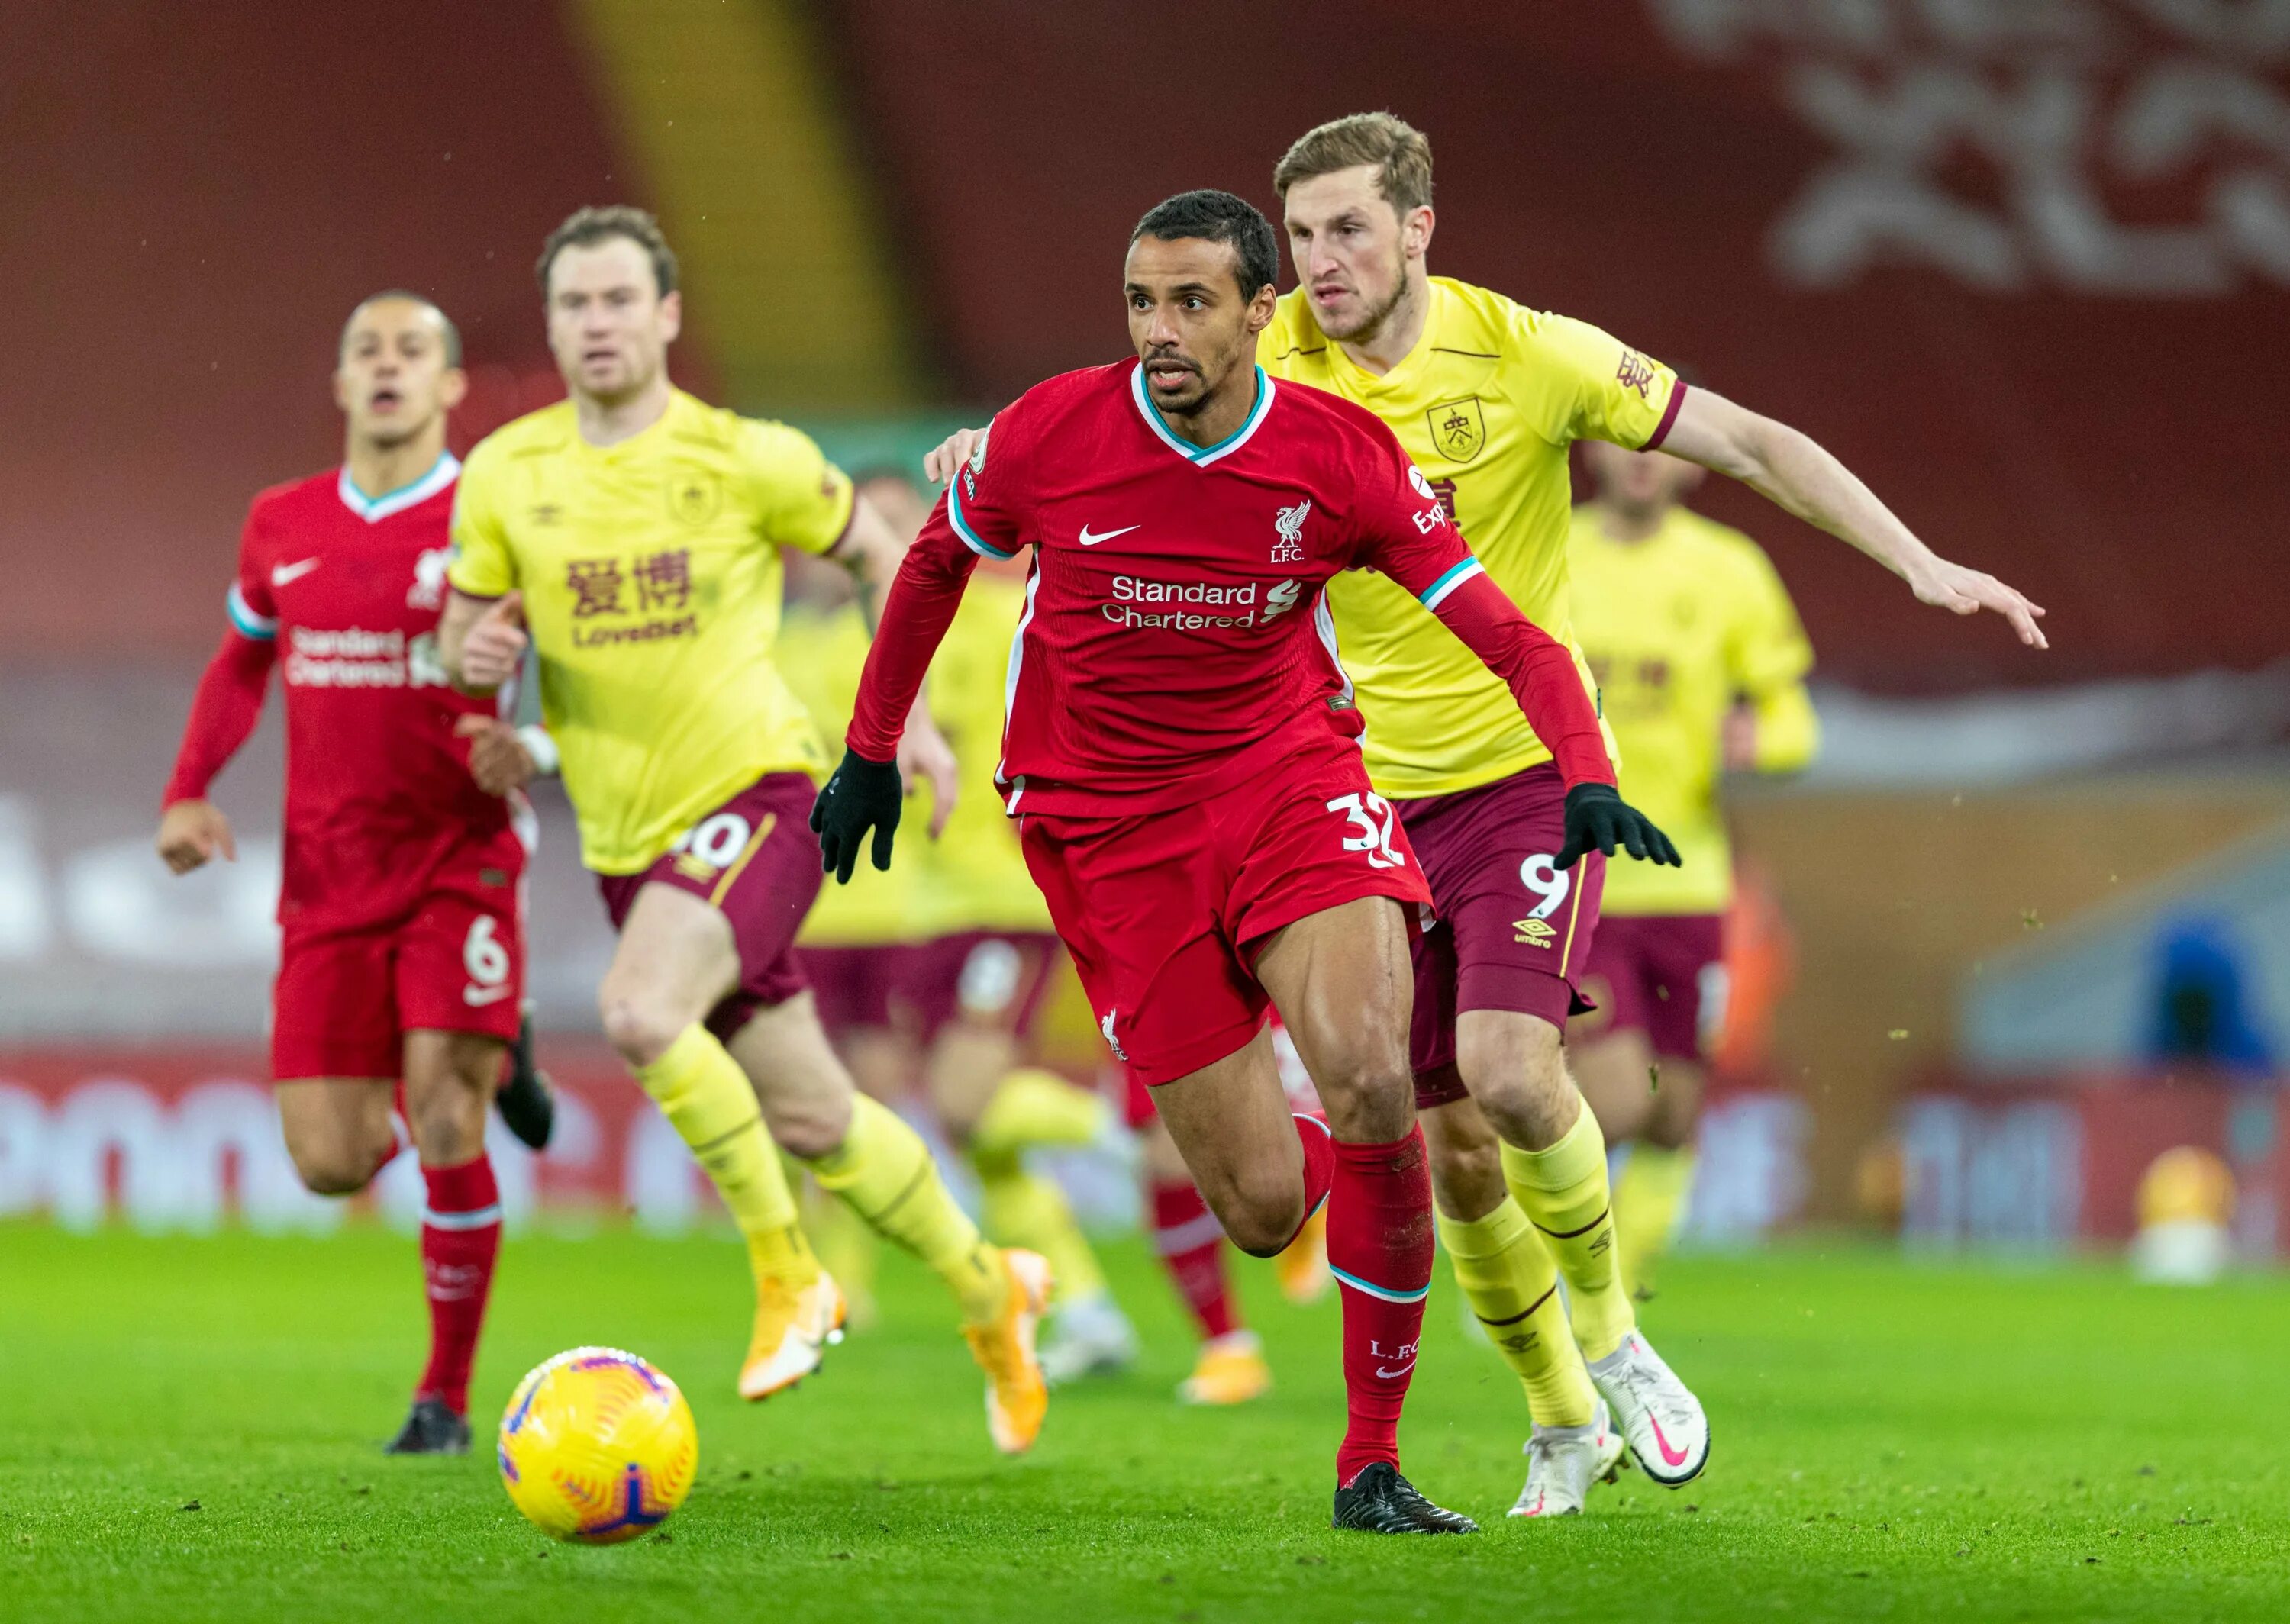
[
  {"x1": 1079, "y1": 523, "x2": 1140, "y2": 547},
  {"x1": 1513, "y1": 917, "x2": 1556, "y2": 949}
]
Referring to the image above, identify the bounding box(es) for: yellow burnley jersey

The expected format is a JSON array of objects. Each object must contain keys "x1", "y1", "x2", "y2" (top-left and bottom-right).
[
  {"x1": 1567, "y1": 504, "x2": 1814, "y2": 916},
  {"x1": 778, "y1": 601, "x2": 921, "y2": 947},
  {"x1": 916, "y1": 572, "x2": 1053, "y2": 937},
  {"x1": 448, "y1": 391, "x2": 853, "y2": 873},
  {"x1": 1261, "y1": 277, "x2": 1679, "y2": 799}
]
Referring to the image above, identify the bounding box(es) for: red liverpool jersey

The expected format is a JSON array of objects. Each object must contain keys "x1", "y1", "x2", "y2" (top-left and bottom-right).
[
  {"x1": 164, "y1": 455, "x2": 522, "y2": 926},
  {"x1": 847, "y1": 362, "x2": 1612, "y2": 819}
]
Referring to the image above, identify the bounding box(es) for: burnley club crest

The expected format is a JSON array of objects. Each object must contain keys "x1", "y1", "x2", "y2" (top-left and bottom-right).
[{"x1": 1425, "y1": 396, "x2": 1487, "y2": 465}]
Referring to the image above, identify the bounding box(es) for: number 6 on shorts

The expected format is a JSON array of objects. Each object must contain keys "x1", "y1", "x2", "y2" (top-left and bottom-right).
[{"x1": 464, "y1": 914, "x2": 511, "y2": 989}]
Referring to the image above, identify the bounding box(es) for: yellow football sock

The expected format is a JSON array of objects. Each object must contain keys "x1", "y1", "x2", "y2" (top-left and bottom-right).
[
  {"x1": 972, "y1": 1145, "x2": 1107, "y2": 1305},
  {"x1": 1615, "y1": 1145, "x2": 1697, "y2": 1300},
  {"x1": 1437, "y1": 1197, "x2": 1595, "y2": 1427},
  {"x1": 785, "y1": 1149, "x2": 879, "y2": 1322},
  {"x1": 637, "y1": 1025, "x2": 817, "y2": 1284},
  {"x1": 1501, "y1": 1099, "x2": 1634, "y2": 1361},
  {"x1": 805, "y1": 1093, "x2": 1008, "y2": 1323},
  {"x1": 969, "y1": 1068, "x2": 1109, "y2": 1158}
]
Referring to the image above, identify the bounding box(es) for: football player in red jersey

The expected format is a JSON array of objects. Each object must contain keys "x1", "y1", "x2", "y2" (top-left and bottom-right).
[
  {"x1": 157, "y1": 293, "x2": 553, "y2": 1455},
  {"x1": 813, "y1": 191, "x2": 1678, "y2": 1534}
]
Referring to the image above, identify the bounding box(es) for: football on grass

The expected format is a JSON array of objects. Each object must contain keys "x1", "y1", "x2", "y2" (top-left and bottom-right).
[{"x1": 498, "y1": 1347, "x2": 698, "y2": 1543}]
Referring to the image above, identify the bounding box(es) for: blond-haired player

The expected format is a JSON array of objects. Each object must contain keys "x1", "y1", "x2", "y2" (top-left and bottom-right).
[
  {"x1": 1566, "y1": 439, "x2": 1819, "y2": 1303},
  {"x1": 928, "y1": 114, "x2": 2043, "y2": 1509},
  {"x1": 441, "y1": 207, "x2": 1048, "y2": 1454}
]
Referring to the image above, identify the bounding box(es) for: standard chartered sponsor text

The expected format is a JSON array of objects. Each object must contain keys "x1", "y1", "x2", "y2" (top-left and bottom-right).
[
  {"x1": 284, "y1": 627, "x2": 447, "y2": 688},
  {"x1": 1101, "y1": 574, "x2": 1296, "y2": 630}
]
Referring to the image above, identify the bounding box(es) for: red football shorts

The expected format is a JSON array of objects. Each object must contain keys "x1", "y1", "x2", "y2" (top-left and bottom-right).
[
  {"x1": 595, "y1": 772, "x2": 822, "y2": 1043},
  {"x1": 1021, "y1": 735, "x2": 1431, "y2": 1089},
  {"x1": 1398, "y1": 763, "x2": 1607, "y2": 1110},
  {"x1": 271, "y1": 852, "x2": 526, "y2": 1083},
  {"x1": 1579, "y1": 913, "x2": 1727, "y2": 1062}
]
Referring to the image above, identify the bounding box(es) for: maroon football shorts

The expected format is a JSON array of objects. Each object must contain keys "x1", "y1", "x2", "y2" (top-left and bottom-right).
[
  {"x1": 1580, "y1": 912, "x2": 1727, "y2": 1062},
  {"x1": 595, "y1": 772, "x2": 822, "y2": 1044},
  {"x1": 1021, "y1": 733, "x2": 1430, "y2": 1090},
  {"x1": 1398, "y1": 762, "x2": 1607, "y2": 1110},
  {"x1": 902, "y1": 930, "x2": 1063, "y2": 1041},
  {"x1": 795, "y1": 944, "x2": 919, "y2": 1036},
  {"x1": 271, "y1": 839, "x2": 527, "y2": 1082}
]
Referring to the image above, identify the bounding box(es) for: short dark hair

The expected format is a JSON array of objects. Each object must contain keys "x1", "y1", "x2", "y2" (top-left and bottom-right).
[
  {"x1": 536, "y1": 205, "x2": 679, "y2": 298},
  {"x1": 340, "y1": 291, "x2": 461, "y2": 366},
  {"x1": 1130, "y1": 190, "x2": 1279, "y2": 300}
]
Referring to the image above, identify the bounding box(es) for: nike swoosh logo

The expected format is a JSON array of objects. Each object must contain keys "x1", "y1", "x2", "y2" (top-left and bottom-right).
[
  {"x1": 1373, "y1": 1362, "x2": 1416, "y2": 1380},
  {"x1": 271, "y1": 558, "x2": 321, "y2": 587},
  {"x1": 1078, "y1": 524, "x2": 1140, "y2": 546},
  {"x1": 1649, "y1": 1414, "x2": 1692, "y2": 1468},
  {"x1": 463, "y1": 983, "x2": 514, "y2": 1007}
]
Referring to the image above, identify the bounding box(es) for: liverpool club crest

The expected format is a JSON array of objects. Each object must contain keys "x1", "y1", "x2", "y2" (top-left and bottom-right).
[{"x1": 1424, "y1": 396, "x2": 1487, "y2": 465}]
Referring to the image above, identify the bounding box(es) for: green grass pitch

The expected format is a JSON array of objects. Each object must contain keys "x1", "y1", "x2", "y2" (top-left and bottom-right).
[{"x1": 2, "y1": 1223, "x2": 2283, "y2": 1622}]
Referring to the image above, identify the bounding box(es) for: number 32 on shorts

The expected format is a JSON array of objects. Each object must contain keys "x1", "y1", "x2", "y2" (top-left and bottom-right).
[{"x1": 1326, "y1": 791, "x2": 1405, "y2": 871}]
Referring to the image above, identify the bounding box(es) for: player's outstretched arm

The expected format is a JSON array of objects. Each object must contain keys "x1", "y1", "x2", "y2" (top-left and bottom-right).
[
  {"x1": 437, "y1": 588, "x2": 527, "y2": 696},
  {"x1": 156, "y1": 628, "x2": 275, "y2": 875},
  {"x1": 811, "y1": 517, "x2": 983, "y2": 884},
  {"x1": 1660, "y1": 389, "x2": 2049, "y2": 649},
  {"x1": 831, "y1": 493, "x2": 959, "y2": 838}
]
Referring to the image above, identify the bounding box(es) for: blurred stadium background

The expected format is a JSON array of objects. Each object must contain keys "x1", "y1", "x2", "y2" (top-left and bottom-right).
[{"x1": 4, "y1": 0, "x2": 2287, "y2": 1261}]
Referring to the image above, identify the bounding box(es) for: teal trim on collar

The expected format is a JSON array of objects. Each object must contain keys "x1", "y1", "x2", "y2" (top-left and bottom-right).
[
  {"x1": 1128, "y1": 364, "x2": 1275, "y2": 467},
  {"x1": 337, "y1": 452, "x2": 460, "y2": 524}
]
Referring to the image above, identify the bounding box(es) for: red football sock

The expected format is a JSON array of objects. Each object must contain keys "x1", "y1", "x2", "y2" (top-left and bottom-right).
[
  {"x1": 1290, "y1": 1112, "x2": 1335, "y2": 1244},
  {"x1": 1327, "y1": 1127, "x2": 1434, "y2": 1487},
  {"x1": 1149, "y1": 1178, "x2": 1240, "y2": 1342},
  {"x1": 416, "y1": 1154, "x2": 502, "y2": 1416}
]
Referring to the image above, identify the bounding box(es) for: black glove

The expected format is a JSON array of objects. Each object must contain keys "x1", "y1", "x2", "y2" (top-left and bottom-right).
[
  {"x1": 1553, "y1": 782, "x2": 1682, "y2": 871},
  {"x1": 809, "y1": 749, "x2": 904, "y2": 884}
]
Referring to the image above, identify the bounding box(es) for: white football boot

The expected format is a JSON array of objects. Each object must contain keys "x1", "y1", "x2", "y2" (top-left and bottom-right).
[
  {"x1": 1510, "y1": 1400, "x2": 1627, "y2": 1518},
  {"x1": 1588, "y1": 1329, "x2": 1709, "y2": 1486},
  {"x1": 1037, "y1": 1294, "x2": 1141, "y2": 1384}
]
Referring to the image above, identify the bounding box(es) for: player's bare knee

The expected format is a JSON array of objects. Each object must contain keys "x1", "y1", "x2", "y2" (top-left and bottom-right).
[
  {"x1": 1308, "y1": 1052, "x2": 1416, "y2": 1143},
  {"x1": 1456, "y1": 1013, "x2": 1576, "y2": 1149},
  {"x1": 1427, "y1": 1133, "x2": 1507, "y2": 1222},
  {"x1": 931, "y1": 1084, "x2": 987, "y2": 1149},
  {"x1": 407, "y1": 1076, "x2": 489, "y2": 1165},
  {"x1": 1211, "y1": 1168, "x2": 1307, "y2": 1258},
  {"x1": 598, "y1": 987, "x2": 682, "y2": 1068},
  {"x1": 287, "y1": 1139, "x2": 380, "y2": 1197}
]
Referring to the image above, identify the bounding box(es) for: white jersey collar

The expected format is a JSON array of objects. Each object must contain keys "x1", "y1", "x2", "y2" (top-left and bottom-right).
[
  {"x1": 1128, "y1": 363, "x2": 1276, "y2": 469},
  {"x1": 337, "y1": 452, "x2": 460, "y2": 524}
]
